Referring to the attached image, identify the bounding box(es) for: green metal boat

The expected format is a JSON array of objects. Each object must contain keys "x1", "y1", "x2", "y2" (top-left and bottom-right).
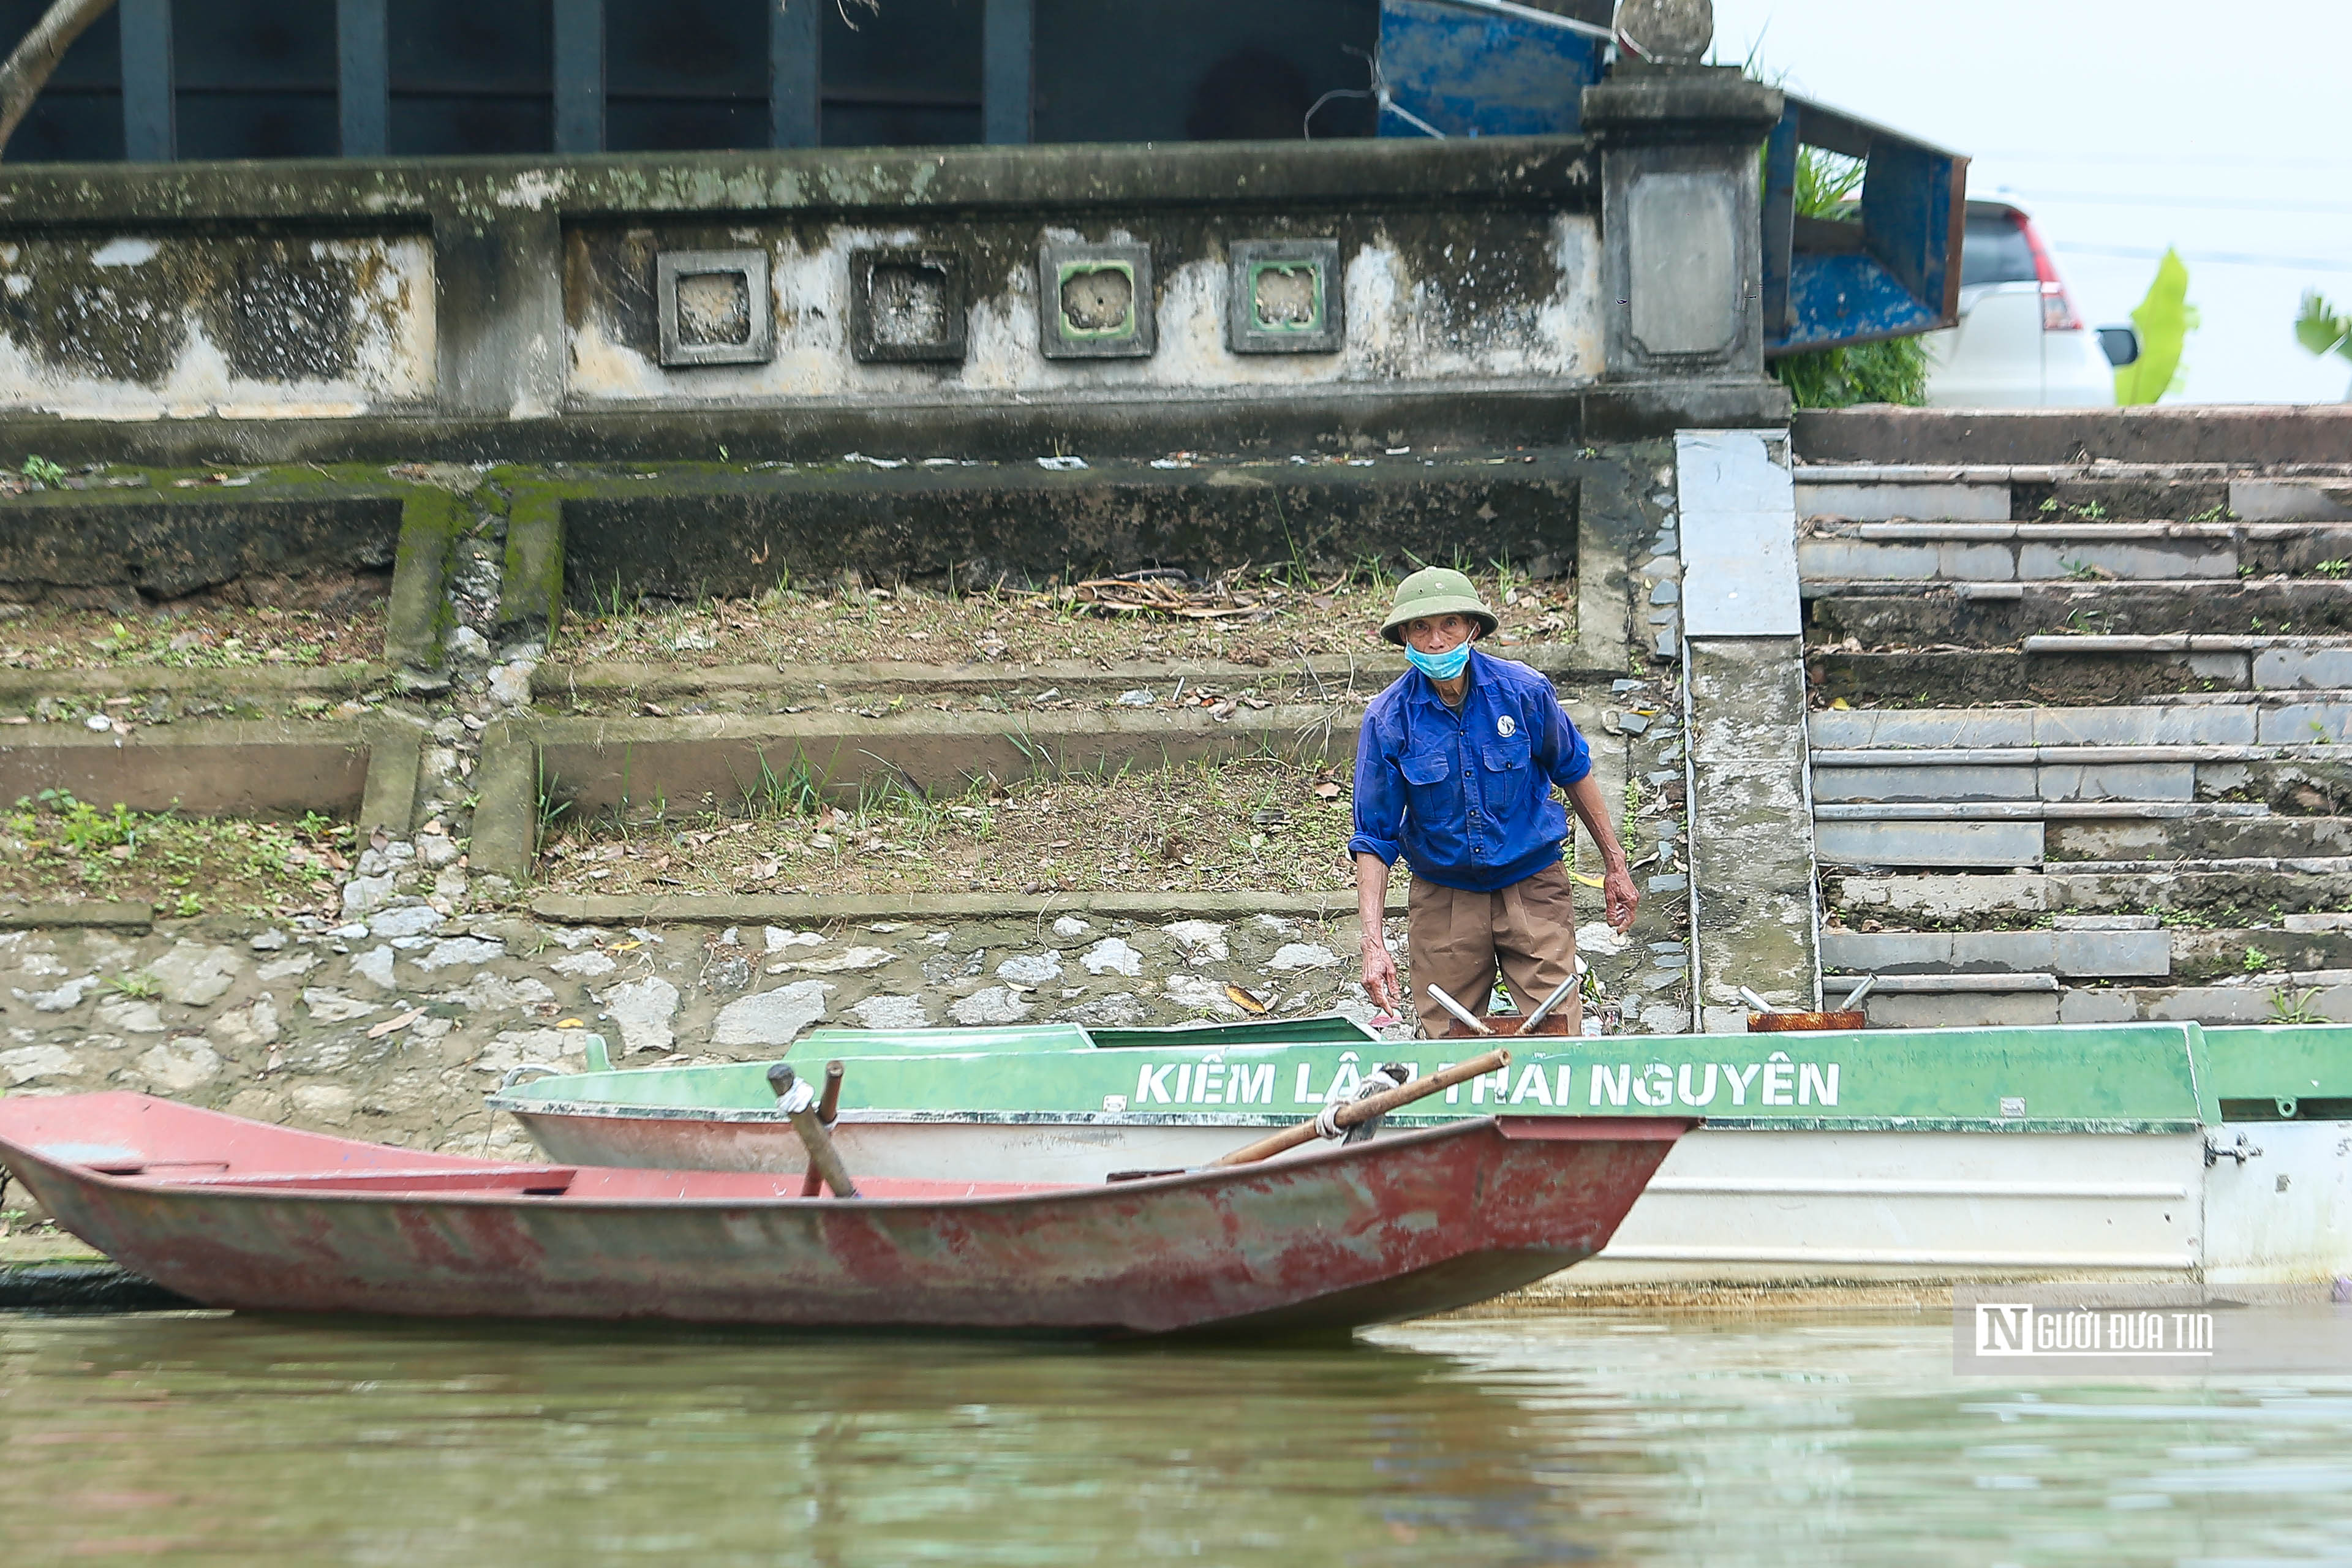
[{"x1": 488, "y1": 1017, "x2": 2352, "y2": 1284}]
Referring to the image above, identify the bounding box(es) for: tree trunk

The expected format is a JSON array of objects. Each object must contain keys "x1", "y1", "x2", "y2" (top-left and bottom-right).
[{"x1": 0, "y1": 0, "x2": 118, "y2": 160}]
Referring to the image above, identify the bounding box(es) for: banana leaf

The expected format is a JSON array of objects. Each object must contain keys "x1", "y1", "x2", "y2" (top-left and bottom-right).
[
  {"x1": 2296, "y1": 290, "x2": 2352, "y2": 362},
  {"x1": 2114, "y1": 249, "x2": 2196, "y2": 407}
]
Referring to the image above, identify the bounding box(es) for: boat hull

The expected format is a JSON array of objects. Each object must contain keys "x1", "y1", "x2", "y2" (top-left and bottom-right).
[
  {"x1": 0, "y1": 1094, "x2": 1686, "y2": 1336},
  {"x1": 491, "y1": 1021, "x2": 2352, "y2": 1284},
  {"x1": 502, "y1": 1113, "x2": 2226, "y2": 1284},
  {"x1": 512, "y1": 1106, "x2": 1325, "y2": 1183}
]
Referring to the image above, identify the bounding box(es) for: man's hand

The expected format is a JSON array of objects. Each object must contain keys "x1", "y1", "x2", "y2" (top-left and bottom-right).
[
  {"x1": 1360, "y1": 937, "x2": 1402, "y2": 1014},
  {"x1": 1603, "y1": 865, "x2": 1640, "y2": 933},
  {"x1": 1353, "y1": 851, "x2": 1401, "y2": 1013},
  {"x1": 1565, "y1": 774, "x2": 1642, "y2": 936}
]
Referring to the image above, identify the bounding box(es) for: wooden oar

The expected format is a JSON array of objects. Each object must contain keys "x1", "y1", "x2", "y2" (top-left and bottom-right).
[
  {"x1": 797, "y1": 1060, "x2": 846, "y2": 1199},
  {"x1": 767, "y1": 1061, "x2": 859, "y2": 1199},
  {"x1": 1210, "y1": 1049, "x2": 1510, "y2": 1167}
]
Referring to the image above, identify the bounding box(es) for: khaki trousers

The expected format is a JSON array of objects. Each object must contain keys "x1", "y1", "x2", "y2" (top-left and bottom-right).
[{"x1": 1406, "y1": 861, "x2": 1581, "y2": 1036}]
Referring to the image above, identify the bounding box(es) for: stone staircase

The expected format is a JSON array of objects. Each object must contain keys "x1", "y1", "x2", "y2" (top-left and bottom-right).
[{"x1": 1794, "y1": 461, "x2": 2352, "y2": 1027}]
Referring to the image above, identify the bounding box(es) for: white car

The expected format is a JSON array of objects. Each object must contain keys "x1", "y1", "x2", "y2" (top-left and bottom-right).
[{"x1": 1923, "y1": 201, "x2": 2136, "y2": 407}]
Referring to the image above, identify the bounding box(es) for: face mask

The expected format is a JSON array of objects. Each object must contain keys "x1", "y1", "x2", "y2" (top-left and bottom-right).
[{"x1": 1405, "y1": 642, "x2": 1471, "y2": 682}]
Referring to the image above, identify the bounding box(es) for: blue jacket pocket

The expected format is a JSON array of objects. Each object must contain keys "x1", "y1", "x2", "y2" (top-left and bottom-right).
[
  {"x1": 1480, "y1": 739, "x2": 1533, "y2": 815},
  {"x1": 1401, "y1": 752, "x2": 1451, "y2": 785}
]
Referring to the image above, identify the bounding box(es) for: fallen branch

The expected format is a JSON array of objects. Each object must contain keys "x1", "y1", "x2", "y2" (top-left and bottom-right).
[
  {"x1": 0, "y1": 0, "x2": 116, "y2": 159},
  {"x1": 1063, "y1": 578, "x2": 1263, "y2": 620}
]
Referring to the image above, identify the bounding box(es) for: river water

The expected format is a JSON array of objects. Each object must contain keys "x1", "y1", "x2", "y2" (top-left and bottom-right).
[{"x1": 6, "y1": 1309, "x2": 2352, "y2": 1566}]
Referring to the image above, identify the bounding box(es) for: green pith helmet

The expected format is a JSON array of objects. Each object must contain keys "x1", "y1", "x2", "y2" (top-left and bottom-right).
[{"x1": 1378, "y1": 567, "x2": 1498, "y2": 646}]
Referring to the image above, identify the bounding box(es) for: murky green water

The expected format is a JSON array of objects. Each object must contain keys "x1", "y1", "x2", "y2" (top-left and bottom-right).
[{"x1": 6, "y1": 1310, "x2": 2352, "y2": 1566}]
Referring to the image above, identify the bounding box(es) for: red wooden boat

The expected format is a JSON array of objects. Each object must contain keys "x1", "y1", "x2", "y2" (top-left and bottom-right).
[{"x1": 0, "y1": 1093, "x2": 1687, "y2": 1336}]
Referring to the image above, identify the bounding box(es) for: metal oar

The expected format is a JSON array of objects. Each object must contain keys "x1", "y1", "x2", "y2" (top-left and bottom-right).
[
  {"x1": 1838, "y1": 974, "x2": 1879, "y2": 1011},
  {"x1": 1738, "y1": 986, "x2": 1781, "y2": 1015},
  {"x1": 797, "y1": 1059, "x2": 846, "y2": 1198},
  {"x1": 769, "y1": 1061, "x2": 859, "y2": 1199},
  {"x1": 1212, "y1": 1049, "x2": 1512, "y2": 1167},
  {"x1": 1423, "y1": 984, "x2": 1496, "y2": 1036},
  {"x1": 1516, "y1": 971, "x2": 1582, "y2": 1036}
]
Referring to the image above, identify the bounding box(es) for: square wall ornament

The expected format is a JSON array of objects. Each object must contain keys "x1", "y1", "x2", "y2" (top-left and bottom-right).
[
  {"x1": 1227, "y1": 239, "x2": 1343, "y2": 354},
  {"x1": 1038, "y1": 241, "x2": 1154, "y2": 359},
  {"x1": 850, "y1": 247, "x2": 967, "y2": 364},
  {"x1": 655, "y1": 249, "x2": 774, "y2": 368}
]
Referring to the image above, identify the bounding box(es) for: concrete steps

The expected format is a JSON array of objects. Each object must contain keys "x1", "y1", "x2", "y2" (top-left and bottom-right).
[
  {"x1": 1813, "y1": 801, "x2": 2315, "y2": 872},
  {"x1": 1822, "y1": 925, "x2": 2173, "y2": 979},
  {"x1": 1812, "y1": 754, "x2": 2349, "y2": 811},
  {"x1": 1792, "y1": 458, "x2": 2352, "y2": 1027},
  {"x1": 1812, "y1": 637, "x2": 2352, "y2": 710},
  {"x1": 1820, "y1": 924, "x2": 2352, "y2": 988},
  {"x1": 1800, "y1": 524, "x2": 2352, "y2": 588},
  {"x1": 1808, "y1": 582, "x2": 2352, "y2": 650},
  {"x1": 2044, "y1": 814, "x2": 2352, "y2": 862},
  {"x1": 1807, "y1": 701, "x2": 2352, "y2": 817},
  {"x1": 1794, "y1": 466, "x2": 2352, "y2": 523},
  {"x1": 1862, "y1": 980, "x2": 2352, "y2": 1029},
  {"x1": 1833, "y1": 866, "x2": 2352, "y2": 919},
  {"x1": 2017, "y1": 635, "x2": 2352, "y2": 680},
  {"x1": 1812, "y1": 701, "x2": 2352, "y2": 748}
]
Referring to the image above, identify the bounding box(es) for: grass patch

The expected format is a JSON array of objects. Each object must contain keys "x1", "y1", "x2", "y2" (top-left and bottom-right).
[
  {"x1": 537, "y1": 757, "x2": 1358, "y2": 899},
  {"x1": 1760, "y1": 140, "x2": 1932, "y2": 410},
  {"x1": 1771, "y1": 337, "x2": 1930, "y2": 410},
  {"x1": 0, "y1": 792, "x2": 355, "y2": 916},
  {"x1": 553, "y1": 565, "x2": 1574, "y2": 672}
]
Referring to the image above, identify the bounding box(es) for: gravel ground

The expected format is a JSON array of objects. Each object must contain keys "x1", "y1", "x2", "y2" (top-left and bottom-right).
[
  {"x1": 0, "y1": 891, "x2": 1689, "y2": 1169},
  {"x1": 0, "y1": 911, "x2": 1386, "y2": 1161}
]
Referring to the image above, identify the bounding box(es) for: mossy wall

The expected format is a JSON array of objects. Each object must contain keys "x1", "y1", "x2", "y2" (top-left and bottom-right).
[{"x1": 0, "y1": 140, "x2": 1599, "y2": 438}]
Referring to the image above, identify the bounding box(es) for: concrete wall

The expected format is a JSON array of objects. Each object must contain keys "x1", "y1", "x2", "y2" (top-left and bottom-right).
[
  {"x1": 563, "y1": 213, "x2": 1600, "y2": 403},
  {"x1": 0, "y1": 232, "x2": 435, "y2": 421},
  {"x1": 0, "y1": 99, "x2": 1788, "y2": 462},
  {"x1": 0, "y1": 141, "x2": 1600, "y2": 429}
]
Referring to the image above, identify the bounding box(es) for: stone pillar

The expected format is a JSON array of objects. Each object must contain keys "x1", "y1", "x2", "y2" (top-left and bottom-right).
[
  {"x1": 1581, "y1": 66, "x2": 1782, "y2": 391},
  {"x1": 1672, "y1": 428, "x2": 1821, "y2": 1030}
]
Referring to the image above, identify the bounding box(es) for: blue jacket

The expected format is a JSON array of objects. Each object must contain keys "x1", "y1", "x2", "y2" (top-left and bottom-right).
[{"x1": 1347, "y1": 649, "x2": 1593, "y2": 893}]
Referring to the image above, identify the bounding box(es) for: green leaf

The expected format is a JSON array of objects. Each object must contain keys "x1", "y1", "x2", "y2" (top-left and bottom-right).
[
  {"x1": 2294, "y1": 290, "x2": 2352, "y2": 363},
  {"x1": 1771, "y1": 337, "x2": 1931, "y2": 409},
  {"x1": 2114, "y1": 249, "x2": 2196, "y2": 407}
]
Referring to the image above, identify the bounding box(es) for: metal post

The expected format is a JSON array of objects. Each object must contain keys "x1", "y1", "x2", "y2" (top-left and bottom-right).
[
  {"x1": 337, "y1": 0, "x2": 389, "y2": 157},
  {"x1": 982, "y1": 0, "x2": 1031, "y2": 145},
  {"x1": 552, "y1": 0, "x2": 605, "y2": 154},
  {"x1": 769, "y1": 0, "x2": 820, "y2": 149},
  {"x1": 118, "y1": 0, "x2": 174, "y2": 162},
  {"x1": 1759, "y1": 107, "x2": 1799, "y2": 339}
]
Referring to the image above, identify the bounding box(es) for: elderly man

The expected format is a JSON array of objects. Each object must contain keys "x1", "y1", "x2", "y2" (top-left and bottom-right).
[{"x1": 1350, "y1": 567, "x2": 1638, "y2": 1035}]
